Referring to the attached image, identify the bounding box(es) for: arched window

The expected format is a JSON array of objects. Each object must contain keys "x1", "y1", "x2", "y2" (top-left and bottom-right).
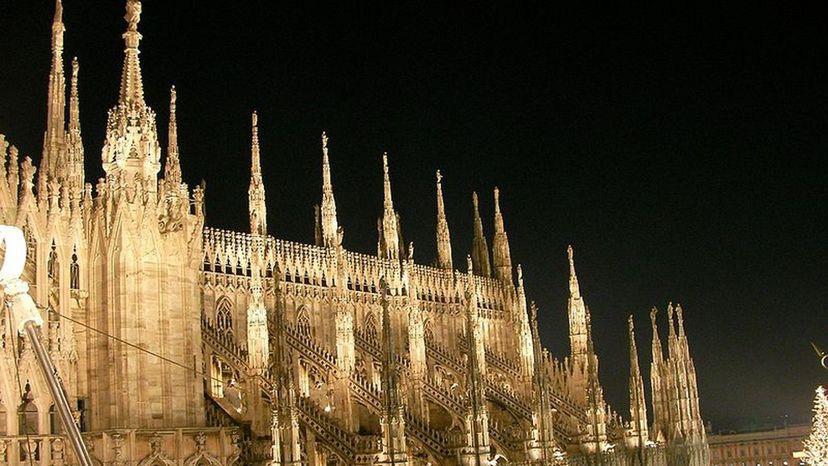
[
  {"x1": 70, "y1": 246, "x2": 80, "y2": 289},
  {"x1": 49, "y1": 404, "x2": 63, "y2": 434},
  {"x1": 364, "y1": 314, "x2": 378, "y2": 343},
  {"x1": 18, "y1": 385, "x2": 38, "y2": 435},
  {"x1": 424, "y1": 320, "x2": 434, "y2": 342},
  {"x1": 47, "y1": 240, "x2": 59, "y2": 283},
  {"x1": 296, "y1": 307, "x2": 311, "y2": 337},
  {"x1": 216, "y1": 298, "x2": 233, "y2": 337}
]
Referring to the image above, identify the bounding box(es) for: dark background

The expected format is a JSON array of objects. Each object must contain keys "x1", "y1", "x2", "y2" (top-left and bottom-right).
[{"x1": 1, "y1": 2, "x2": 826, "y2": 431}]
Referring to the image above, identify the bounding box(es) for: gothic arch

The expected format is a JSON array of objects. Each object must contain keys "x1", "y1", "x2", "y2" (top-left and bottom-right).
[
  {"x1": 363, "y1": 312, "x2": 378, "y2": 343},
  {"x1": 423, "y1": 318, "x2": 434, "y2": 342},
  {"x1": 215, "y1": 297, "x2": 233, "y2": 337},
  {"x1": 296, "y1": 306, "x2": 311, "y2": 337}
]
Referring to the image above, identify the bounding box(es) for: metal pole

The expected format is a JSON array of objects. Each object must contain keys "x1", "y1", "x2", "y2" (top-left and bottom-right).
[{"x1": 22, "y1": 320, "x2": 93, "y2": 466}]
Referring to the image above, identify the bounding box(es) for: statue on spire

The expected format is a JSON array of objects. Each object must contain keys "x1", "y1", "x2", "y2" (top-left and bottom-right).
[{"x1": 125, "y1": 0, "x2": 142, "y2": 30}]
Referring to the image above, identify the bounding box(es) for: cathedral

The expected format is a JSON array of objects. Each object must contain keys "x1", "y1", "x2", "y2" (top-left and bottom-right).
[{"x1": 0, "y1": 1, "x2": 709, "y2": 465}]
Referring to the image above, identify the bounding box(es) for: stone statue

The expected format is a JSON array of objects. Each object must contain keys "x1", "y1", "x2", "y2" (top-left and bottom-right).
[{"x1": 125, "y1": 0, "x2": 141, "y2": 31}]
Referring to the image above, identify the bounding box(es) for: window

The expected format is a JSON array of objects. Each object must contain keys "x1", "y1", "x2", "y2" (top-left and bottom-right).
[
  {"x1": 297, "y1": 307, "x2": 311, "y2": 337},
  {"x1": 18, "y1": 386, "x2": 38, "y2": 435},
  {"x1": 216, "y1": 298, "x2": 233, "y2": 337},
  {"x1": 49, "y1": 404, "x2": 63, "y2": 434}
]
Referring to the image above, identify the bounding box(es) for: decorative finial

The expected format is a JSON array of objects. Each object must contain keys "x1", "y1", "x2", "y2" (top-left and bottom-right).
[
  {"x1": 436, "y1": 169, "x2": 442, "y2": 183},
  {"x1": 650, "y1": 307, "x2": 658, "y2": 324},
  {"x1": 567, "y1": 244, "x2": 574, "y2": 265},
  {"x1": 321, "y1": 131, "x2": 328, "y2": 149},
  {"x1": 383, "y1": 152, "x2": 389, "y2": 174},
  {"x1": 517, "y1": 264, "x2": 523, "y2": 286},
  {"x1": 472, "y1": 191, "x2": 479, "y2": 210},
  {"x1": 252, "y1": 110, "x2": 258, "y2": 129},
  {"x1": 467, "y1": 255, "x2": 473, "y2": 274},
  {"x1": 170, "y1": 85, "x2": 177, "y2": 106},
  {"x1": 125, "y1": 0, "x2": 142, "y2": 32}
]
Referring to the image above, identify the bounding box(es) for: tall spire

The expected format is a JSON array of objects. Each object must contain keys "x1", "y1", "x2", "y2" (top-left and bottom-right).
[
  {"x1": 377, "y1": 278, "x2": 408, "y2": 466},
  {"x1": 119, "y1": 0, "x2": 145, "y2": 107},
  {"x1": 491, "y1": 186, "x2": 513, "y2": 282},
  {"x1": 320, "y1": 132, "x2": 339, "y2": 247},
  {"x1": 649, "y1": 307, "x2": 667, "y2": 444},
  {"x1": 667, "y1": 302, "x2": 680, "y2": 359},
  {"x1": 378, "y1": 152, "x2": 400, "y2": 261},
  {"x1": 43, "y1": 0, "x2": 67, "y2": 180},
  {"x1": 435, "y1": 170, "x2": 453, "y2": 270},
  {"x1": 460, "y1": 256, "x2": 492, "y2": 465},
  {"x1": 526, "y1": 301, "x2": 556, "y2": 463},
  {"x1": 66, "y1": 57, "x2": 84, "y2": 193},
  {"x1": 164, "y1": 86, "x2": 181, "y2": 184},
  {"x1": 627, "y1": 315, "x2": 649, "y2": 451},
  {"x1": 249, "y1": 111, "x2": 267, "y2": 236},
  {"x1": 101, "y1": 0, "x2": 161, "y2": 192},
  {"x1": 567, "y1": 245, "x2": 589, "y2": 363},
  {"x1": 470, "y1": 192, "x2": 491, "y2": 277}
]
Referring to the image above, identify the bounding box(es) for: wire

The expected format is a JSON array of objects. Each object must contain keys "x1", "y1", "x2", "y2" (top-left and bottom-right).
[{"x1": 49, "y1": 307, "x2": 226, "y2": 385}]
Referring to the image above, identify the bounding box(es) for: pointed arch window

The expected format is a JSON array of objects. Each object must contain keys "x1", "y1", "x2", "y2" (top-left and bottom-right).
[
  {"x1": 364, "y1": 314, "x2": 378, "y2": 343},
  {"x1": 47, "y1": 240, "x2": 59, "y2": 284},
  {"x1": 18, "y1": 384, "x2": 38, "y2": 435},
  {"x1": 296, "y1": 307, "x2": 311, "y2": 337},
  {"x1": 216, "y1": 298, "x2": 233, "y2": 337},
  {"x1": 70, "y1": 246, "x2": 80, "y2": 289}
]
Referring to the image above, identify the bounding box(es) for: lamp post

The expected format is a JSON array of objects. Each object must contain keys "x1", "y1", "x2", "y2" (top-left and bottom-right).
[{"x1": 0, "y1": 225, "x2": 93, "y2": 466}]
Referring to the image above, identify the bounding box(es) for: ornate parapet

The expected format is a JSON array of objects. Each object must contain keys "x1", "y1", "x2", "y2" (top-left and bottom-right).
[{"x1": 76, "y1": 427, "x2": 240, "y2": 466}]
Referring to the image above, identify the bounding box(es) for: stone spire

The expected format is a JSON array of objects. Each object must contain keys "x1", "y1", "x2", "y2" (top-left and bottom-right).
[
  {"x1": 491, "y1": 186, "x2": 513, "y2": 283},
  {"x1": 460, "y1": 255, "x2": 492, "y2": 465},
  {"x1": 470, "y1": 192, "x2": 491, "y2": 277},
  {"x1": 119, "y1": 0, "x2": 145, "y2": 107},
  {"x1": 269, "y1": 267, "x2": 303, "y2": 466},
  {"x1": 43, "y1": 0, "x2": 66, "y2": 180},
  {"x1": 626, "y1": 315, "x2": 649, "y2": 451},
  {"x1": 666, "y1": 302, "x2": 679, "y2": 360},
  {"x1": 514, "y1": 264, "x2": 535, "y2": 381},
  {"x1": 245, "y1": 111, "x2": 269, "y2": 375},
  {"x1": 650, "y1": 307, "x2": 667, "y2": 444},
  {"x1": 567, "y1": 245, "x2": 589, "y2": 364},
  {"x1": 378, "y1": 152, "x2": 400, "y2": 261},
  {"x1": 101, "y1": 0, "x2": 161, "y2": 194},
  {"x1": 435, "y1": 169, "x2": 453, "y2": 270},
  {"x1": 164, "y1": 86, "x2": 182, "y2": 184},
  {"x1": 376, "y1": 278, "x2": 408, "y2": 466},
  {"x1": 320, "y1": 131, "x2": 339, "y2": 247},
  {"x1": 66, "y1": 57, "x2": 84, "y2": 193},
  {"x1": 526, "y1": 301, "x2": 556, "y2": 463},
  {"x1": 248, "y1": 111, "x2": 267, "y2": 236}
]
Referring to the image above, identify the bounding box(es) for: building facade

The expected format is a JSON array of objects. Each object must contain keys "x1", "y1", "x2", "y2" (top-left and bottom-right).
[
  {"x1": 0, "y1": 1, "x2": 710, "y2": 465},
  {"x1": 708, "y1": 425, "x2": 810, "y2": 466}
]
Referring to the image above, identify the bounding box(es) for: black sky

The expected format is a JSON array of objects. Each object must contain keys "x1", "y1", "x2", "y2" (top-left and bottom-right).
[{"x1": 1, "y1": 2, "x2": 826, "y2": 431}]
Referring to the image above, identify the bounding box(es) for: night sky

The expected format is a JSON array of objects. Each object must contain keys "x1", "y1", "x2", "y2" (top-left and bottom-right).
[{"x1": 1, "y1": 2, "x2": 826, "y2": 431}]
